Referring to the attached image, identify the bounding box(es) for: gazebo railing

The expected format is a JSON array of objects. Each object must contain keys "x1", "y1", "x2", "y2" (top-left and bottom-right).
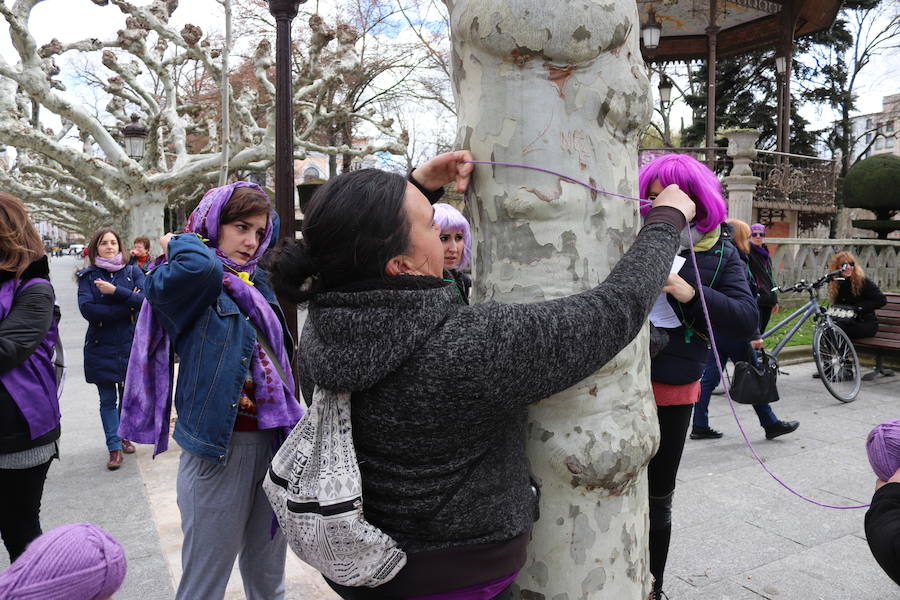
[{"x1": 750, "y1": 150, "x2": 837, "y2": 213}]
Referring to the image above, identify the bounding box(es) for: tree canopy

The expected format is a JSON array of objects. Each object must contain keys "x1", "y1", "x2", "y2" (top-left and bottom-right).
[{"x1": 843, "y1": 153, "x2": 900, "y2": 238}]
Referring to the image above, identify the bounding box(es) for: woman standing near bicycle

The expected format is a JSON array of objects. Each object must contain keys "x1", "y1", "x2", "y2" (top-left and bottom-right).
[
  {"x1": 749, "y1": 223, "x2": 778, "y2": 331},
  {"x1": 639, "y1": 154, "x2": 760, "y2": 600},
  {"x1": 691, "y1": 219, "x2": 799, "y2": 442},
  {"x1": 827, "y1": 251, "x2": 886, "y2": 340}
]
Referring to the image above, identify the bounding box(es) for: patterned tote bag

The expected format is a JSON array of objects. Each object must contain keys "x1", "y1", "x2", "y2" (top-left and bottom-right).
[{"x1": 263, "y1": 386, "x2": 407, "y2": 587}]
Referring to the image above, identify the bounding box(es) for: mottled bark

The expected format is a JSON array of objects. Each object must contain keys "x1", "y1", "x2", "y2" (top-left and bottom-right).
[{"x1": 448, "y1": 2, "x2": 655, "y2": 597}]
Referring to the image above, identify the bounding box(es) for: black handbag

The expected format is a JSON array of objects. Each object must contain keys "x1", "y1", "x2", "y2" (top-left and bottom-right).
[{"x1": 730, "y1": 350, "x2": 779, "y2": 405}]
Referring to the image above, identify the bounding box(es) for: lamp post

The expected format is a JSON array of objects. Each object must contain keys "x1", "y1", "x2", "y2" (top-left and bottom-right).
[
  {"x1": 121, "y1": 113, "x2": 148, "y2": 161},
  {"x1": 658, "y1": 75, "x2": 672, "y2": 108},
  {"x1": 641, "y1": 8, "x2": 662, "y2": 50},
  {"x1": 268, "y1": 0, "x2": 305, "y2": 368}
]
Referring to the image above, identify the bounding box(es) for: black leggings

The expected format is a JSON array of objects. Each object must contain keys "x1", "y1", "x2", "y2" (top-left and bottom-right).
[
  {"x1": 0, "y1": 459, "x2": 52, "y2": 561},
  {"x1": 647, "y1": 404, "x2": 694, "y2": 592}
]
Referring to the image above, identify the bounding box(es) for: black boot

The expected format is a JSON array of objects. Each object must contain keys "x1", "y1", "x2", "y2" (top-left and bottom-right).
[
  {"x1": 765, "y1": 420, "x2": 799, "y2": 440},
  {"x1": 690, "y1": 426, "x2": 723, "y2": 439}
]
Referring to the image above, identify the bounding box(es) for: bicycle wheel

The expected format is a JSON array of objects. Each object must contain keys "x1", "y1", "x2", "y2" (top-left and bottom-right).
[{"x1": 813, "y1": 321, "x2": 861, "y2": 403}]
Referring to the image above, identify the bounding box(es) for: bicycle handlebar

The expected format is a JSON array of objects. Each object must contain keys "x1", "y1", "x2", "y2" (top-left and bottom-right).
[{"x1": 776, "y1": 264, "x2": 850, "y2": 294}]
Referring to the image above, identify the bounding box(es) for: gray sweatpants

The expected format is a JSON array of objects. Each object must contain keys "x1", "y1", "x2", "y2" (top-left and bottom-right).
[{"x1": 175, "y1": 430, "x2": 287, "y2": 600}]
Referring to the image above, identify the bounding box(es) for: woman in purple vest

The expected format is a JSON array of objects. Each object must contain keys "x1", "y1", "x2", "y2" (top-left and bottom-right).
[{"x1": 0, "y1": 192, "x2": 61, "y2": 561}]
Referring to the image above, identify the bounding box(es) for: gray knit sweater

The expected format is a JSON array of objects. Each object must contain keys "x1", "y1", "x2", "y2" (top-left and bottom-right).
[{"x1": 298, "y1": 218, "x2": 681, "y2": 555}]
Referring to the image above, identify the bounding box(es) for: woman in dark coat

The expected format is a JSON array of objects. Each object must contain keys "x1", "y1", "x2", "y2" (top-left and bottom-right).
[
  {"x1": 433, "y1": 202, "x2": 472, "y2": 303},
  {"x1": 827, "y1": 251, "x2": 886, "y2": 340},
  {"x1": 0, "y1": 193, "x2": 61, "y2": 561},
  {"x1": 639, "y1": 154, "x2": 760, "y2": 600},
  {"x1": 267, "y1": 150, "x2": 696, "y2": 599},
  {"x1": 748, "y1": 222, "x2": 778, "y2": 332},
  {"x1": 77, "y1": 227, "x2": 144, "y2": 470}
]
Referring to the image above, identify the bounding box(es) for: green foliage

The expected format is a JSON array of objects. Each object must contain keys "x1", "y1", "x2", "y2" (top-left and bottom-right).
[{"x1": 843, "y1": 154, "x2": 900, "y2": 219}]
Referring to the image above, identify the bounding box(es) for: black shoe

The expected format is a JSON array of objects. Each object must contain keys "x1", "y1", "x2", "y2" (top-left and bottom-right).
[
  {"x1": 765, "y1": 420, "x2": 799, "y2": 440},
  {"x1": 812, "y1": 371, "x2": 821, "y2": 379},
  {"x1": 690, "y1": 426, "x2": 723, "y2": 439}
]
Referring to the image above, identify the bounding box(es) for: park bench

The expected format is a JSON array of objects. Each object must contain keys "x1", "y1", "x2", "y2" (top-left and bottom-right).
[{"x1": 853, "y1": 292, "x2": 900, "y2": 381}]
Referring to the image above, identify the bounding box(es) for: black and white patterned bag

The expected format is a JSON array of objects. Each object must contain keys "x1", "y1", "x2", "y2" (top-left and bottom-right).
[{"x1": 263, "y1": 387, "x2": 407, "y2": 587}]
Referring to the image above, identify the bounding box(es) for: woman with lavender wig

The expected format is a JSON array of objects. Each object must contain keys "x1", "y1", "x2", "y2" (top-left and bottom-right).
[
  {"x1": 433, "y1": 202, "x2": 473, "y2": 303},
  {"x1": 638, "y1": 154, "x2": 759, "y2": 600},
  {"x1": 77, "y1": 227, "x2": 144, "y2": 470},
  {"x1": 119, "y1": 182, "x2": 303, "y2": 600}
]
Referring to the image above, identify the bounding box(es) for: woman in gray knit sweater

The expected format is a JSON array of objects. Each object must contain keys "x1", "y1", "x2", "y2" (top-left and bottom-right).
[{"x1": 268, "y1": 151, "x2": 695, "y2": 599}]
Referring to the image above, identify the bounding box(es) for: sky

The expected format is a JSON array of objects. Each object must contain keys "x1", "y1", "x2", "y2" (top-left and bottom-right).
[{"x1": 1, "y1": 0, "x2": 898, "y2": 151}]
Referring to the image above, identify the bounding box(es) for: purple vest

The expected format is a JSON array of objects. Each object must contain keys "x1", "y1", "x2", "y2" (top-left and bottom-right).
[{"x1": 0, "y1": 277, "x2": 60, "y2": 439}]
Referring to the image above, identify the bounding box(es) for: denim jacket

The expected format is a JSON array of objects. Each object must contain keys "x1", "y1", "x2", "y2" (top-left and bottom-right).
[{"x1": 144, "y1": 234, "x2": 292, "y2": 464}]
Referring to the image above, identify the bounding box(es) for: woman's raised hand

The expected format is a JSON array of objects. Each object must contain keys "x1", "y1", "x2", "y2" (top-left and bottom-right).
[
  {"x1": 159, "y1": 233, "x2": 175, "y2": 256},
  {"x1": 652, "y1": 184, "x2": 696, "y2": 224},
  {"x1": 411, "y1": 150, "x2": 474, "y2": 194}
]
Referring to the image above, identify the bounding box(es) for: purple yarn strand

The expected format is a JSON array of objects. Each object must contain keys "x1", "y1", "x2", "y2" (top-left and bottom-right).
[{"x1": 467, "y1": 158, "x2": 869, "y2": 511}]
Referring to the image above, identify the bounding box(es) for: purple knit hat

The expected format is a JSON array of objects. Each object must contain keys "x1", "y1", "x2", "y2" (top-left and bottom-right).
[
  {"x1": 867, "y1": 420, "x2": 900, "y2": 482},
  {"x1": 0, "y1": 523, "x2": 127, "y2": 600},
  {"x1": 750, "y1": 223, "x2": 766, "y2": 233}
]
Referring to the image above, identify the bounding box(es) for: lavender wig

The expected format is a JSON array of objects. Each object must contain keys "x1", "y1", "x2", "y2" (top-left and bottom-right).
[
  {"x1": 639, "y1": 153, "x2": 728, "y2": 233},
  {"x1": 433, "y1": 202, "x2": 472, "y2": 270}
]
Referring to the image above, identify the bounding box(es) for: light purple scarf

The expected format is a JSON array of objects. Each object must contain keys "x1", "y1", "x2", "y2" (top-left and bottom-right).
[
  {"x1": 94, "y1": 254, "x2": 126, "y2": 272},
  {"x1": 120, "y1": 182, "x2": 303, "y2": 456}
]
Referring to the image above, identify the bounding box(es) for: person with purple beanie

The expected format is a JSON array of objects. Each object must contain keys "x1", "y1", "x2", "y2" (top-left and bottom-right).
[
  {"x1": 119, "y1": 182, "x2": 303, "y2": 600},
  {"x1": 748, "y1": 222, "x2": 778, "y2": 332},
  {"x1": 865, "y1": 420, "x2": 900, "y2": 586},
  {"x1": 0, "y1": 523, "x2": 126, "y2": 600}
]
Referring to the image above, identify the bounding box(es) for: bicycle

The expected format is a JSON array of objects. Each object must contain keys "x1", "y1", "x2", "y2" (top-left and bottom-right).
[{"x1": 762, "y1": 267, "x2": 861, "y2": 403}]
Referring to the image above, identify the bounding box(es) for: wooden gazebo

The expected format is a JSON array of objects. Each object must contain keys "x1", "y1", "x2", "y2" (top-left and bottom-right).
[{"x1": 638, "y1": 0, "x2": 841, "y2": 156}]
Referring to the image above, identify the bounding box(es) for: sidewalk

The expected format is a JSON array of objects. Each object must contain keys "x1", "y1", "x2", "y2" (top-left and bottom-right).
[{"x1": 4, "y1": 254, "x2": 897, "y2": 599}]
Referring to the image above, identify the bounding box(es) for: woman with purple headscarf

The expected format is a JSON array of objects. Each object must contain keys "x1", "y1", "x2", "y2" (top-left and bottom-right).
[{"x1": 119, "y1": 182, "x2": 303, "y2": 600}]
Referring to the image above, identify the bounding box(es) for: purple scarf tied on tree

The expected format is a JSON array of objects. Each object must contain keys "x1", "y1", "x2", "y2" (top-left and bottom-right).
[{"x1": 120, "y1": 182, "x2": 303, "y2": 457}]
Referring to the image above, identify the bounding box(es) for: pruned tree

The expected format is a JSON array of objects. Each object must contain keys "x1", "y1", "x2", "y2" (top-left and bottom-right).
[
  {"x1": 0, "y1": 0, "x2": 406, "y2": 243},
  {"x1": 843, "y1": 153, "x2": 900, "y2": 238}
]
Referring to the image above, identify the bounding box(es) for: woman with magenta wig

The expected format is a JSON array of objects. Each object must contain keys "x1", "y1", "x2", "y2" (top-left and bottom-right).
[
  {"x1": 433, "y1": 202, "x2": 472, "y2": 303},
  {"x1": 639, "y1": 153, "x2": 759, "y2": 600}
]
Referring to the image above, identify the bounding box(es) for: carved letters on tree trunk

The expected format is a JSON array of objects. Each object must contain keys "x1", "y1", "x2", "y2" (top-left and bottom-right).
[{"x1": 448, "y1": 1, "x2": 656, "y2": 597}]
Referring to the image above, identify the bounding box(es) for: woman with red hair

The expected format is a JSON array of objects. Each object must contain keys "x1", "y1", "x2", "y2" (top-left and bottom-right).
[{"x1": 827, "y1": 251, "x2": 886, "y2": 340}]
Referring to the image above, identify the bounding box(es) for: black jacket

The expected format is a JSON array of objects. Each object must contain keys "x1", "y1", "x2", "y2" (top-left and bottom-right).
[
  {"x1": 0, "y1": 256, "x2": 61, "y2": 454},
  {"x1": 866, "y1": 482, "x2": 900, "y2": 586},
  {"x1": 834, "y1": 277, "x2": 886, "y2": 323},
  {"x1": 748, "y1": 245, "x2": 777, "y2": 308},
  {"x1": 651, "y1": 228, "x2": 759, "y2": 386}
]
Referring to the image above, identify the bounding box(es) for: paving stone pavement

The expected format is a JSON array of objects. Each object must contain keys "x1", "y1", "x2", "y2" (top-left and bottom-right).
[{"x1": 2, "y1": 254, "x2": 897, "y2": 599}]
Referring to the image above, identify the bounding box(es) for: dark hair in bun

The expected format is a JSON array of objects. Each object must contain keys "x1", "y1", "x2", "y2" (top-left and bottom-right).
[{"x1": 266, "y1": 169, "x2": 409, "y2": 302}]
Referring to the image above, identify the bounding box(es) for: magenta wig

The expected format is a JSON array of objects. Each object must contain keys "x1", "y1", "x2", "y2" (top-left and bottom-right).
[
  {"x1": 639, "y1": 153, "x2": 727, "y2": 233},
  {"x1": 433, "y1": 203, "x2": 472, "y2": 270}
]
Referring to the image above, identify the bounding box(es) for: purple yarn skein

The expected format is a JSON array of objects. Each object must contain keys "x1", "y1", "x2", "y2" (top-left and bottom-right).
[
  {"x1": 867, "y1": 420, "x2": 900, "y2": 482},
  {"x1": 0, "y1": 523, "x2": 127, "y2": 600}
]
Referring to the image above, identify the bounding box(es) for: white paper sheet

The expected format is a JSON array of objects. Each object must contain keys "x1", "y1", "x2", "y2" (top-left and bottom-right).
[{"x1": 649, "y1": 255, "x2": 686, "y2": 328}]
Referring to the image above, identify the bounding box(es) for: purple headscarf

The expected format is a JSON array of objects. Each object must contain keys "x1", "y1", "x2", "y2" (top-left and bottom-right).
[{"x1": 120, "y1": 182, "x2": 303, "y2": 456}]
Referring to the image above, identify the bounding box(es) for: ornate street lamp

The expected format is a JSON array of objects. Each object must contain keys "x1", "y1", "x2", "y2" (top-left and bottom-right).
[
  {"x1": 774, "y1": 54, "x2": 787, "y2": 75},
  {"x1": 121, "y1": 114, "x2": 148, "y2": 161},
  {"x1": 658, "y1": 75, "x2": 673, "y2": 108},
  {"x1": 641, "y1": 8, "x2": 662, "y2": 50}
]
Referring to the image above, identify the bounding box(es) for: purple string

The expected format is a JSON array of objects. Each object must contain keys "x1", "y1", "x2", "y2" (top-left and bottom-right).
[{"x1": 465, "y1": 159, "x2": 869, "y2": 510}]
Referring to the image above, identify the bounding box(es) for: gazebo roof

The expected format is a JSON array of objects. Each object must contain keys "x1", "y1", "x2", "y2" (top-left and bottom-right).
[{"x1": 639, "y1": 0, "x2": 842, "y2": 62}]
